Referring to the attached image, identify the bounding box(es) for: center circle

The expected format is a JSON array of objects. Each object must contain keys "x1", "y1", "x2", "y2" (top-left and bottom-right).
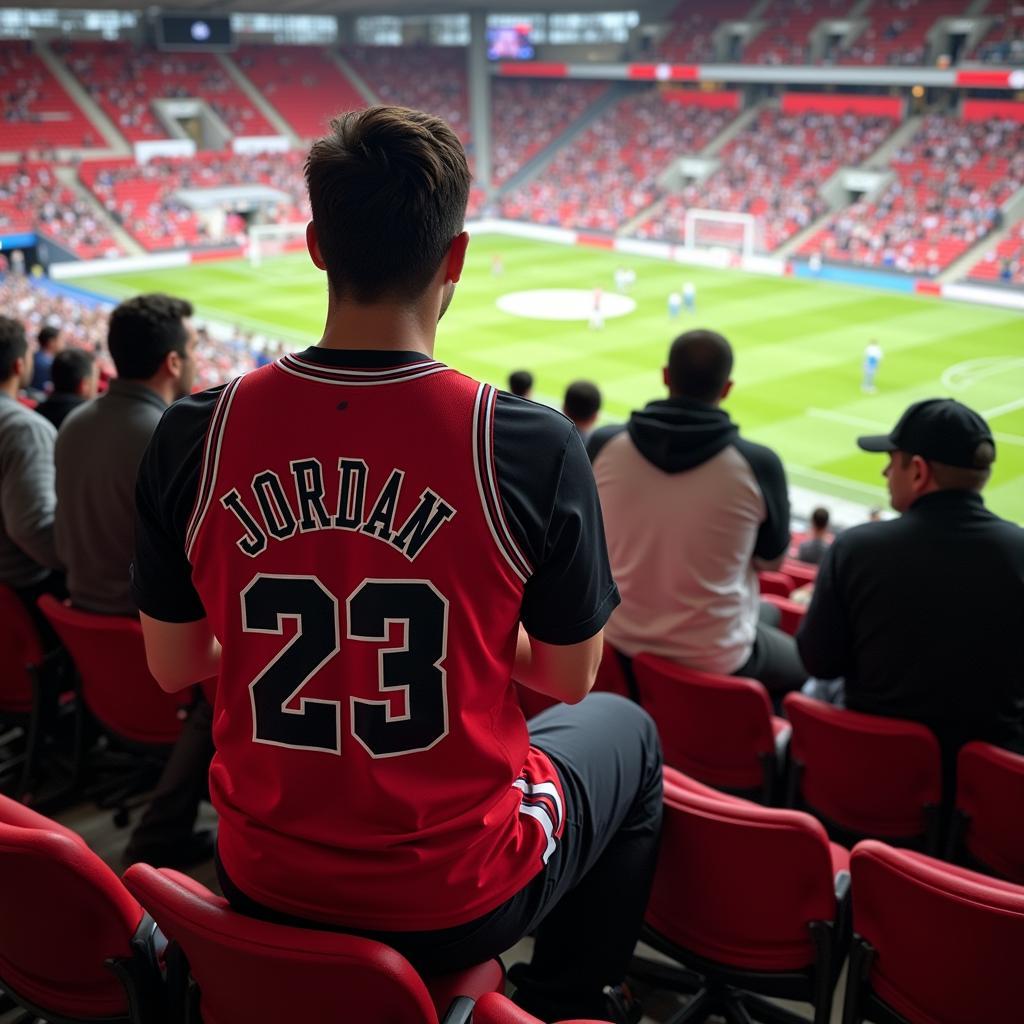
[{"x1": 496, "y1": 289, "x2": 637, "y2": 322}]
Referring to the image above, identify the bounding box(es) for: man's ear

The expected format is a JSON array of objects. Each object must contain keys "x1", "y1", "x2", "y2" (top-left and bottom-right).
[
  {"x1": 911, "y1": 454, "x2": 932, "y2": 492},
  {"x1": 721, "y1": 379, "x2": 734, "y2": 401},
  {"x1": 306, "y1": 221, "x2": 326, "y2": 271},
  {"x1": 445, "y1": 231, "x2": 470, "y2": 284},
  {"x1": 662, "y1": 366, "x2": 671, "y2": 390}
]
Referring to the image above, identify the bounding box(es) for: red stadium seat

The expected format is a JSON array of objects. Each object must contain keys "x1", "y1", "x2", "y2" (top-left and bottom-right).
[
  {"x1": 757, "y1": 570, "x2": 793, "y2": 597},
  {"x1": 783, "y1": 693, "x2": 942, "y2": 851},
  {"x1": 0, "y1": 803, "x2": 163, "y2": 1023},
  {"x1": 636, "y1": 770, "x2": 849, "y2": 1024},
  {"x1": 843, "y1": 840, "x2": 1024, "y2": 1024},
  {"x1": 122, "y1": 864, "x2": 503, "y2": 1024},
  {"x1": 472, "y1": 991, "x2": 609, "y2": 1024},
  {"x1": 633, "y1": 654, "x2": 789, "y2": 803},
  {"x1": 947, "y1": 741, "x2": 1024, "y2": 884},
  {"x1": 37, "y1": 596, "x2": 186, "y2": 823},
  {"x1": 780, "y1": 558, "x2": 818, "y2": 589},
  {"x1": 759, "y1": 593, "x2": 807, "y2": 636}
]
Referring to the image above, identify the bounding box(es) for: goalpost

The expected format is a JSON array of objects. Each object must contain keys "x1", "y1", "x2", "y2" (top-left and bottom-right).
[
  {"x1": 248, "y1": 222, "x2": 309, "y2": 268},
  {"x1": 683, "y1": 209, "x2": 758, "y2": 261}
]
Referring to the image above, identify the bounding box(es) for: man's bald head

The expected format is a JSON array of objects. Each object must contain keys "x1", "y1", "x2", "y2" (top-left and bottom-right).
[{"x1": 666, "y1": 329, "x2": 734, "y2": 404}]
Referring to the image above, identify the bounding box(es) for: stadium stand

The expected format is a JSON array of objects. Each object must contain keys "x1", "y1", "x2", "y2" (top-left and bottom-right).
[
  {"x1": 839, "y1": 0, "x2": 970, "y2": 67},
  {"x1": 55, "y1": 41, "x2": 274, "y2": 141},
  {"x1": 490, "y1": 79, "x2": 607, "y2": 187},
  {"x1": 744, "y1": 0, "x2": 850, "y2": 65},
  {"x1": 233, "y1": 45, "x2": 366, "y2": 140},
  {"x1": 800, "y1": 113, "x2": 1024, "y2": 274},
  {"x1": 969, "y1": 216, "x2": 1024, "y2": 285},
  {"x1": 499, "y1": 90, "x2": 736, "y2": 232},
  {"x1": 0, "y1": 41, "x2": 101, "y2": 152},
  {"x1": 78, "y1": 149, "x2": 310, "y2": 252},
  {"x1": 656, "y1": 0, "x2": 755, "y2": 63},
  {"x1": 971, "y1": 0, "x2": 1024, "y2": 64},
  {"x1": 632, "y1": 108, "x2": 896, "y2": 251}
]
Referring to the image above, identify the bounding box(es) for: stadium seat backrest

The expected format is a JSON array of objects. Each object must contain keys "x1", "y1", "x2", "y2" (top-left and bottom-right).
[
  {"x1": 123, "y1": 864, "x2": 447, "y2": 1024},
  {"x1": 0, "y1": 819, "x2": 143, "y2": 1019},
  {"x1": 647, "y1": 781, "x2": 838, "y2": 972},
  {"x1": 0, "y1": 583, "x2": 45, "y2": 714},
  {"x1": 759, "y1": 593, "x2": 806, "y2": 636},
  {"x1": 37, "y1": 595, "x2": 183, "y2": 746},
  {"x1": 955, "y1": 741, "x2": 1024, "y2": 883},
  {"x1": 783, "y1": 692, "x2": 941, "y2": 840},
  {"x1": 633, "y1": 654, "x2": 776, "y2": 790},
  {"x1": 780, "y1": 558, "x2": 817, "y2": 589},
  {"x1": 593, "y1": 640, "x2": 632, "y2": 700},
  {"x1": 850, "y1": 840, "x2": 1024, "y2": 1024},
  {"x1": 472, "y1": 991, "x2": 608, "y2": 1024},
  {"x1": 757, "y1": 570, "x2": 793, "y2": 597}
]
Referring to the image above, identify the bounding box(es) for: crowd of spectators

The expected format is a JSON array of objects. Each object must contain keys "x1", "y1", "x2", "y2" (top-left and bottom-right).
[
  {"x1": 972, "y1": 0, "x2": 1024, "y2": 65},
  {"x1": 55, "y1": 41, "x2": 274, "y2": 141},
  {"x1": 632, "y1": 110, "x2": 895, "y2": 252},
  {"x1": 500, "y1": 91, "x2": 736, "y2": 233},
  {"x1": 656, "y1": 0, "x2": 754, "y2": 64},
  {"x1": 839, "y1": 0, "x2": 966, "y2": 67},
  {"x1": 744, "y1": 0, "x2": 849, "y2": 66},
  {"x1": 969, "y1": 219, "x2": 1024, "y2": 286},
  {"x1": 801, "y1": 115, "x2": 1024, "y2": 275}
]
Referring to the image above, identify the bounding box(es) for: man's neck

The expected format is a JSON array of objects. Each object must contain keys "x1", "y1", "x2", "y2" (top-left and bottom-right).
[
  {"x1": 123, "y1": 375, "x2": 173, "y2": 406},
  {"x1": 0, "y1": 377, "x2": 20, "y2": 400},
  {"x1": 317, "y1": 295, "x2": 437, "y2": 358}
]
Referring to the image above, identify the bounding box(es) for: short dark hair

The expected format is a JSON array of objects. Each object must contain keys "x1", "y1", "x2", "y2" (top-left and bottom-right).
[
  {"x1": 563, "y1": 380, "x2": 602, "y2": 424},
  {"x1": 508, "y1": 370, "x2": 533, "y2": 397},
  {"x1": 107, "y1": 294, "x2": 193, "y2": 380},
  {"x1": 38, "y1": 325, "x2": 60, "y2": 350},
  {"x1": 305, "y1": 105, "x2": 471, "y2": 304},
  {"x1": 667, "y1": 329, "x2": 734, "y2": 403},
  {"x1": 811, "y1": 507, "x2": 830, "y2": 531},
  {"x1": 898, "y1": 445, "x2": 995, "y2": 492},
  {"x1": 50, "y1": 348, "x2": 95, "y2": 394},
  {"x1": 0, "y1": 316, "x2": 27, "y2": 381}
]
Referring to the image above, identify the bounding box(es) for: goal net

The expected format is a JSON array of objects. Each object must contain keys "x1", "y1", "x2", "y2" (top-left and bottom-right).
[
  {"x1": 248, "y1": 222, "x2": 308, "y2": 268},
  {"x1": 683, "y1": 209, "x2": 758, "y2": 261}
]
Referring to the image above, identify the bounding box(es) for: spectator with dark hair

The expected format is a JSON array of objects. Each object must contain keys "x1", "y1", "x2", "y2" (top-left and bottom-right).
[
  {"x1": 563, "y1": 380, "x2": 601, "y2": 442},
  {"x1": 131, "y1": 106, "x2": 658, "y2": 1023},
  {"x1": 35, "y1": 348, "x2": 98, "y2": 429},
  {"x1": 28, "y1": 323, "x2": 61, "y2": 395},
  {"x1": 0, "y1": 315, "x2": 62, "y2": 609},
  {"x1": 54, "y1": 293, "x2": 209, "y2": 870},
  {"x1": 798, "y1": 399, "x2": 1024, "y2": 803},
  {"x1": 591, "y1": 328, "x2": 806, "y2": 695},
  {"x1": 797, "y1": 506, "x2": 831, "y2": 565},
  {"x1": 508, "y1": 368, "x2": 533, "y2": 398}
]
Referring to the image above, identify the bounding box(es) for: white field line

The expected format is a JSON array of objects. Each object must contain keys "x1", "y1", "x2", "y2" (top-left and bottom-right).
[{"x1": 982, "y1": 396, "x2": 1024, "y2": 420}]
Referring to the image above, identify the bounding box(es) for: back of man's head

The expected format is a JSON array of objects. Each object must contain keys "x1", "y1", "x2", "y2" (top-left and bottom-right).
[
  {"x1": 107, "y1": 294, "x2": 193, "y2": 381},
  {"x1": 508, "y1": 370, "x2": 533, "y2": 398},
  {"x1": 38, "y1": 325, "x2": 60, "y2": 351},
  {"x1": 305, "y1": 105, "x2": 471, "y2": 305},
  {"x1": 51, "y1": 348, "x2": 95, "y2": 395},
  {"x1": 0, "y1": 316, "x2": 27, "y2": 382},
  {"x1": 810, "y1": 507, "x2": 829, "y2": 532},
  {"x1": 667, "y1": 329, "x2": 734, "y2": 403},
  {"x1": 563, "y1": 380, "x2": 602, "y2": 428}
]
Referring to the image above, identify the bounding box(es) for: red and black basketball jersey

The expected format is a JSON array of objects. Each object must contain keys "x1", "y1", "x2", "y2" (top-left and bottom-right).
[{"x1": 132, "y1": 348, "x2": 618, "y2": 931}]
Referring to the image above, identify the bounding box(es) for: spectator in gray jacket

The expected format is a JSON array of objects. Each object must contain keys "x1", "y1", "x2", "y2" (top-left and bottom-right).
[
  {"x1": 0, "y1": 315, "x2": 62, "y2": 611},
  {"x1": 797, "y1": 507, "x2": 832, "y2": 565}
]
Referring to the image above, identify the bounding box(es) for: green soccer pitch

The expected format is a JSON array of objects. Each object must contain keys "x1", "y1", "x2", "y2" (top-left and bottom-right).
[{"x1": 71, "y1": 234, "x2": 1024, "y2": 524}]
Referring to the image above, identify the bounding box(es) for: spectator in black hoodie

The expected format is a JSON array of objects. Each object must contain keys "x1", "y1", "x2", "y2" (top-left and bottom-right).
[{"x1": 589, "y1": 329, "x2": 806, "y2": 694}]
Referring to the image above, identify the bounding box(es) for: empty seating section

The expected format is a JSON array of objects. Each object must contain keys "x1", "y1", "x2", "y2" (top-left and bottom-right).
[
  {"x1": 0, "y1": 163, "x2": 119, "y2": 259},
  {"x1": 56, "y1": 41, "x2": 274, "y2": 141},
  {"x1": 840, "y1": 0, "x2": 969, "y2": 66},
  {"x1": 499, "y1": 92, "x2": 735, "y2": 232},
  {"x1": 632, "y1": 109, "x2": 895, "y2": 252},
  {"x1": 969, "y1": 216, "x2": 1024, "y2": 285},
  {"x1": 0, "y1": 42, "x2": 99, "y2": 151},
  {"x1": 79, "y1": 149, "x2": 309, "y2": 252},
  {"x1": 490, "y1": 79, "x2": 607, "y2": 187},
  {"x1": 745, "y1": 0, "x2": 850, "y2": 65},
  {"x1": 234, "y1": 45, "x2": 365, "y2": 140},
  {"x1": 800, "y1": 114, "x2": 1024, "y2": 274},
  {"x1": 657, "y1": 0, "x2": 754, "y2": 63},
  {"x1": 972, "y1": 0, "x2": 1024, "y2": 64},
  {"x1": 343, "y1": 46, "x2": 471, "y2": 145}
]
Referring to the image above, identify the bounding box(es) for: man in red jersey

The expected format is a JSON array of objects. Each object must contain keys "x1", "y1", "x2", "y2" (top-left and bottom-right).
[{"x1": 131, "y1": 106, "x2": 661, "y2": 1023}]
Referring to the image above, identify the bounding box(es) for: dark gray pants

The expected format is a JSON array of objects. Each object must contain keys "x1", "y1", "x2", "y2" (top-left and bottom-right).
[
  {"x1": 218, "y1": 693, "x2": 663, "y2": 1021},
  {"x1": 734, "y1": 601, "x2": 808, "y2": 695}
]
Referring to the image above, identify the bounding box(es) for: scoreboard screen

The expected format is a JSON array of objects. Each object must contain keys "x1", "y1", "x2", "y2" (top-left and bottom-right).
[{"x1": 156, "y1": 13, "x2": 234, "y2": 51}]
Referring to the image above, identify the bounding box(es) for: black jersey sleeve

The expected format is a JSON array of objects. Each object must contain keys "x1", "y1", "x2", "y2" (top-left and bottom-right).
[
  {"x1": 734, "y1": 436, "x2": 791, "y2": 561},
  {"x1": 492, "y1": 393, "x2": 620, "y2": 645},
  {"x1": 130, "y1": 388, "x2": 222, "y2": 623}
]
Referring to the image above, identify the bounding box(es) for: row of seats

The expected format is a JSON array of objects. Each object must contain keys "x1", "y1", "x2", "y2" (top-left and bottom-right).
[{"x1": 968, "y1": 217, "x2": 1024, "y2": 285}]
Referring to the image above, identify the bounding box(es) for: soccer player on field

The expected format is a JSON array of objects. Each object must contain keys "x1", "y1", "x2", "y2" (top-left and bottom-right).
[
  {"x1": 862, "y1": 340, "x2": 883, "y2": 393},
  {"x1": 131, "y1": 106, "x2": 660, "y2": 1024},
  {"x1": 668, "y1": 291, "x2": 682, "y2": 319},
  {"x1": 683, "y1": 280, "x2": 696, "y2": 312}
]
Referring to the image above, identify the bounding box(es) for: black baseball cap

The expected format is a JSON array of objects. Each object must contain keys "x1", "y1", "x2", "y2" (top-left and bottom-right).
[{"x1": 857, "y1": 398, "x2": 995, "y2": 469}]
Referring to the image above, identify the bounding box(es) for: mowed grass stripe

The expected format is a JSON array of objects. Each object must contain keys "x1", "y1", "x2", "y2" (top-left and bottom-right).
[{"x1": 71, "y1": 236, "x2": 1024, "y2": 523}]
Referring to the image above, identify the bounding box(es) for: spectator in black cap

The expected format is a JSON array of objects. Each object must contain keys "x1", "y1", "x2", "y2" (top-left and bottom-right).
[{"x1": 797, "y1": 398, "x2": 1024, "y2": 806}]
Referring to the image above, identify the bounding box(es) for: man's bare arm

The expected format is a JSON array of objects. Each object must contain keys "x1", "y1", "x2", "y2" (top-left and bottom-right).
[
  {"x1": 140, "y1": 613, "x2": 221, "y2": 693},
  {"x1": 513, "y1": 625, "x2": 603, "y2": 705}
]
